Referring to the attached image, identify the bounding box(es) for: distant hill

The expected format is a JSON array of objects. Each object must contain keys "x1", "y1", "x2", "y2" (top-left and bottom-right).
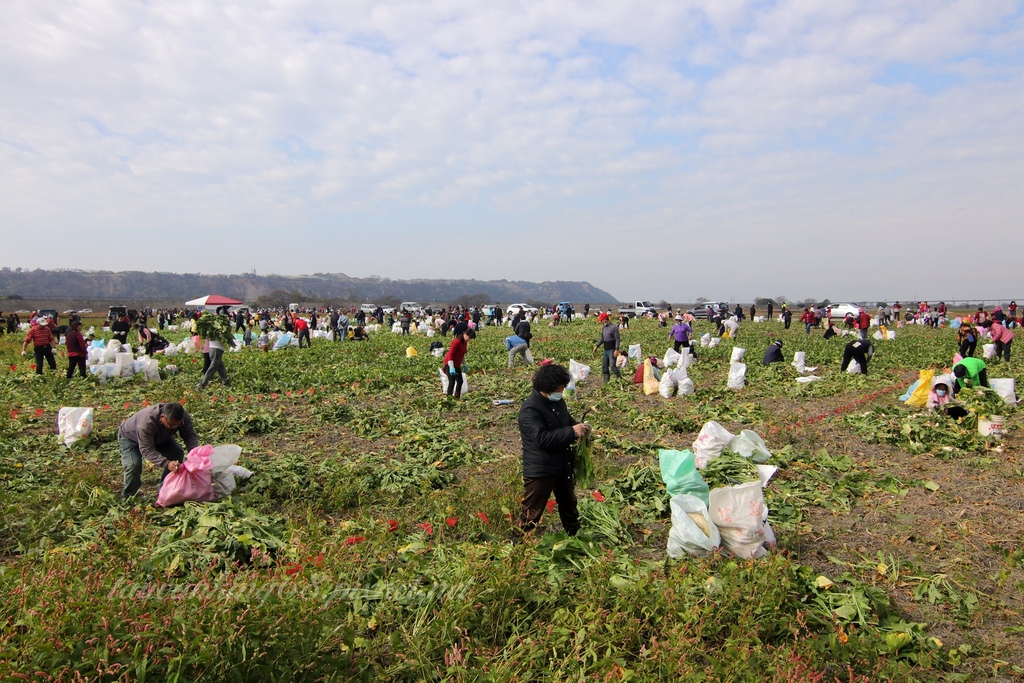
[{"x1": 0, "y1": 268, "x2": 618, "y2": 306}]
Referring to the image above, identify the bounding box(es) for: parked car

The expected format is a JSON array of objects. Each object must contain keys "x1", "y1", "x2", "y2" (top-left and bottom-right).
[
  {"x1": 506, "y1": 303, "x2": 539, "y2": 318},
  {"x1": 827, "y1": 303, "x2": 861, "y2": 321},
  {"x1": 618, "y1": 301, "x2": 657, "y2": 318},
  {"x1": 687, "y1": 302, "x2": 730, "y2": 320},
  {"x1": 398, "y1": 302, "x2": 423, "y2": 316},
  {"x1": 37, "y1": 309, "x2": 60, "y2": 322},
  {"x1": 359, "y1": 304, "x2": 377, "y2": 314}
]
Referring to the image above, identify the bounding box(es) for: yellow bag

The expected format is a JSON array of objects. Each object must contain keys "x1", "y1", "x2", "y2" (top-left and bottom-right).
[
  {"x1": 904, "y1": 369, "x2": 934, "y2": 409},
  {"x1": 722, "y1": 329, "x2": 731, "y2": 339},
  {"x1": 643, "y1": 360, "x2": 660, "y2": 395},
  {"x1": 405, "y1": 346, "x2": 418, "y2": 358}
]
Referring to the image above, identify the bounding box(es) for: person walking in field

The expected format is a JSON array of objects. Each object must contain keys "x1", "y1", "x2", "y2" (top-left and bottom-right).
[{"x1": 801, "y1": 308, "x2": 815, "y2": 334}]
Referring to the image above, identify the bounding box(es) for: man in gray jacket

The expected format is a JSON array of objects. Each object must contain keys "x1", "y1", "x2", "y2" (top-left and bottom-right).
[
  {"x1": 118, "y1": 402, "x2": 200, "y2": 498},
  {"x1": 593, "y1": 313, "x2": 621, "y2": 384}
]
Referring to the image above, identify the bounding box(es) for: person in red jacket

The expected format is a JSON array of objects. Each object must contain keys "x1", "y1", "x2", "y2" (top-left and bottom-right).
[
  {"x1": 800, "y1": 308, "x2": 815, "y2": 334},
  {"x1": 443, "y1": 328, "x2": 476, "y2": 398},
  {"x1": 65, "y1": 320, "x2": 89, "y2": 378},
  {"x1": 21, "y1": 320, "x2": 57, "y2": 374},
  {"x1": 856, "y1": 308, "x2": 872, "y2": 340},
  {"x1": 293, "y1": 315, "x2": 311, "y2": 349}
]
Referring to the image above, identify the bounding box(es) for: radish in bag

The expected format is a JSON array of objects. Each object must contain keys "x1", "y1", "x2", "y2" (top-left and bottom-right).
[{"x1": 156, "y1": 445, "x2": 217, "y2": 507}]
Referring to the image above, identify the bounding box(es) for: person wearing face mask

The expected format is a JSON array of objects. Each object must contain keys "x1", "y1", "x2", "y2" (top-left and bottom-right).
[
  {"x1": 926, "y1": 378, "x2": 953, "y2": 412},
  {"x1": 517, "y1": 364, "x2": 592, "y2": 536}
]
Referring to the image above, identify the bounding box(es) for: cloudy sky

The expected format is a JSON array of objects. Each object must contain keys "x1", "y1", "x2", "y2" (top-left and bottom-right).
[{"x1": 2, "y1": 0, "x2": 1022, "y2": 302}]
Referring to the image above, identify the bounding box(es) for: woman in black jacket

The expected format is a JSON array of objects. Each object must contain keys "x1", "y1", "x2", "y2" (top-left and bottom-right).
[{"x1": 517, "y1": 364, "x2": 591, "y2": 535}]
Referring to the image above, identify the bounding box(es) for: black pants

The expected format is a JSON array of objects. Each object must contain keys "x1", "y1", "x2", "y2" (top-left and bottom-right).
[
  {"x1": 519, "y1": 476, "x2": 580, "y2": 535},
  {"x1": 66, "y1": 356, "x2": 87, "y2": 378},
  {"x1": 995, "y1": 339, "x2": 1012, "y2": 362},
  {"x1": 298, "y1": 328, "x2": 311, "y2": 348},
  {"x1": 201, "y1": 352, "x2": 211, "y2": 376},
  {"x1": 33, "y1": 345, "x2": 57, "y2": 374},
  {"x1": 446, "y1": 369, "x2": 464, "y2": 397},
  {"x1": 959, "y1": 340, "x2": 976, "y2": 357},
  {"x1": 841, "y1": 347, "x2": 870, "y2": 375}
]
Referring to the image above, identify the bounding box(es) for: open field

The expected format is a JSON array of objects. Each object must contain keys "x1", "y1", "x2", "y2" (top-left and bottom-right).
[{"x1": 1, "y1": 317, "x2": 1022, "y2": 681}]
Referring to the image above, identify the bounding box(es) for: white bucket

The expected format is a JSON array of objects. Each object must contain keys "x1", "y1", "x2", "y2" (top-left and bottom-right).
[{"x1": 978, "y1": 415, "x2": 1005, "y2": 438}]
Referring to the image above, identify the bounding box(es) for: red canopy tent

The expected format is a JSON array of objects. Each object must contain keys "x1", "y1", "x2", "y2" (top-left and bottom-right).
[{"x1": 185, "y1": 295, "x2": 244, "y2": 308}]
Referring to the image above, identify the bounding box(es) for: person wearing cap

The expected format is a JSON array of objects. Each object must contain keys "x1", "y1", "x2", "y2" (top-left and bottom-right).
[
  {"x1": 21, "y1": 319, "x2": 57, "y2": 375},
  {"x1": 118, "y1": 402, "x2": 200, "y2": 498},
  {"x1": 762, "y1": 340, "x2": 784, "y2": 365},
  {"x1": 669, "y1": 315, "x2": 694, "y2": 356},
  {"x1": 594, "y1": 313, "x2": 621, "y2": 383}
]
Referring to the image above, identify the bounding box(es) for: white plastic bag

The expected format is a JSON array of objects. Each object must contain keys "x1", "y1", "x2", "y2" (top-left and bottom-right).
[
  {"x1": 728, "y1": 430, "x2": 771, "y2": 463},
  {"x1": 709, "y1": 337, "x2": 721, "y2": 348},
  {"x1": 439, "y1": 368, "x2": 472, "y2": 394},
  {"x1": 162, "y1": 343, "x2": 177, "y2": 357},
  {"x1": 727, "y1": 362, "x2": 746, "y2": 390},
  {"x1": 989, "y1": 378, "x2": 1018, "y2": 405},
  {"x1": 887, "y1": 330, "x2": 896, "y2": 340},
  {"x1": 102, "y1": 340, "x2": 121, "y2": 363},
  {"x1": 57, "y1": 407, "x2": 93, "y2": 447},
  {"x1": 659, "y1": 372, "x2": 677, "y2": 398},
  {"x1": 426, "y1": 328, "x2": 435, "y2": 337},
  {"x1": 140, "y1": 357, "x2": 160, "y2": 381},
  {"x1": 709, "y1": 481, "x2": 773, "y2": 560},
  {"x1": 431, "y1": 347, "x2": 444, "y2": 357},
  {"x1": 209, "y1": 444, "x2": 242, "y2": 472},
  {"x1": 983, "y1": 344, "x2": 996, "y2": 359},
  {"x1": 692, "y1": 421, "x2": 735, "y2": 468},
  {"x1": 700, "y1": 333, "x2": 711, "y2": 348},
  {"x1": 872, "y1": 330, "x2": 884, "y2": 340},
  {"x1": 569, "y1": 359, "x2": 591, "y2": 383},
  {"x1": 667, "y1": 494, "x2": 721, "y2": 558},
  {"x1": 628, "y1": 344, "x2": 642, "y2": 360},
  {"x1": 792, "y1": 351, "x2": 806, "y2": 373},
  {"x1": 662, "y1": 348, "x2": 681, "y2": 368},
  {"x1": 115, "y1": 351, "x2": 135, "y2": 378},
  {"x1": 678, "y1": 377, "x2": 695, "y2": 395},
  {"x1": 730, "y1": 347, "x2": 746, "y2": 363},
  {"x1": 87, "y1": 347, "x2": 103, "y2": 366},
  {"x1": 846, "y1": 360, "x2": 862, "y2": 374}
]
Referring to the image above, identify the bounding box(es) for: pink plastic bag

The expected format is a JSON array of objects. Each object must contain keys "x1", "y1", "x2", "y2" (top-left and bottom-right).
[
  {"x1": 156, "y1": 445, "x2": 216, "y2": 507},
  {"x1": 953, "y1": 352, "x2": 963, "y2": 364}
]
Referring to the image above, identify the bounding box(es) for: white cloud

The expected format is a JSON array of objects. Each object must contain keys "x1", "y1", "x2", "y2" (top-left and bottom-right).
[{"x1": 1, "y1": 0, "x2": 1022, "y2": 301}]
